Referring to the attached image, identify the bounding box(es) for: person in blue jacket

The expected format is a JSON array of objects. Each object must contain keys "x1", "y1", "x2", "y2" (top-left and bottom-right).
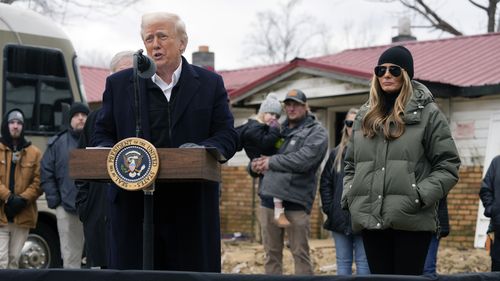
[{"x1": 41, "y1": 102, "x2": 89, "y2": 268}]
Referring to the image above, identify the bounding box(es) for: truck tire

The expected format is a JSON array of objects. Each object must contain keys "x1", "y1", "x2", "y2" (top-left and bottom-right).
[{"x1": 19, "y1": 220, "x2": 62, "y2": 268}]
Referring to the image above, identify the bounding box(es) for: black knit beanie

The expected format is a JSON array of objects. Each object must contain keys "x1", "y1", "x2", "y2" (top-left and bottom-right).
[
  {"x1": 377, "y1": 45, "x2": 414, "y2": 79},
  {"x1": 69, "y1": 102, "x2": 89, "y2": 120}
]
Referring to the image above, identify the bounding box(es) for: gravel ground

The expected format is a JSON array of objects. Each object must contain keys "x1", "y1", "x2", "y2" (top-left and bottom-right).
[{"x1": 221, "y1": 239, "x2": 491, "y2": 275}]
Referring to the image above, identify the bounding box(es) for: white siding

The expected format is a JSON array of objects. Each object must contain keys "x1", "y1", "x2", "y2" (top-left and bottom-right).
[{"x1": 449, "y1": 95, "x2": 500, "y2": 166}]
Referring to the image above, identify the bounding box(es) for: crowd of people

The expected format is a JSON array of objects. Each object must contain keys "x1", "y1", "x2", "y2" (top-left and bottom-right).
[{"x1": 0, "y1": 10, "x2": 497, "y2": 278}]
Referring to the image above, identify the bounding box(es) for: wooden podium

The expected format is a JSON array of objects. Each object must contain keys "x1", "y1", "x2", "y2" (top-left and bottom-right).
[
  {"x1": 69, "y1": 147, "x2": 222, "y2": 270},
  {"x1": 69, "y1": 147, "x2": 221, "y2": 183}
]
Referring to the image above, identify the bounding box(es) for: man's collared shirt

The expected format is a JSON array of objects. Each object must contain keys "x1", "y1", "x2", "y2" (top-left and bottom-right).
[{"x1": 151, "y1": 61, "x2": 182, "y2": 102}]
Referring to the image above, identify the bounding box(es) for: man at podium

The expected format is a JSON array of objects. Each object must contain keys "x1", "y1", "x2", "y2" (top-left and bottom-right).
[{"x1": 93, "y1": 12, "x2": 238, "y2": 271}]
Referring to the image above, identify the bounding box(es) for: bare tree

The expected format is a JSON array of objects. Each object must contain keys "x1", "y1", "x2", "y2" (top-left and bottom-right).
[
  {"x1": 244, "y1": 0, "x2": 331, "y2": 64},
  {"x1": 340, "y1": 18, "x2": 378, "y2": 50},
  {"x1": 469, "y1": 0, "x2": 500, "y2": 32},
  {"x1": 372, "y1": 0, "x2": 499, "y2": 35},
  {"x1": 2, "y1": 0, "x2": 141, "y2": 24}
]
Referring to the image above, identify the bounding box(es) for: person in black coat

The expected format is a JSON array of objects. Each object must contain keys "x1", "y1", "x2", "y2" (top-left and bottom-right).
[
  {"x1": 320, "y1": 108, "x2": 369, "y2": 275},
  {"x1": 480, "y1": 155, "x2": 500, "y2": 271},
  {"x1": 237, "y1": 93, "x2": 290, "y2": 227},
  {"x1": 423, "y1": 197, "x2": 450, "y2": 276},
  {"x1": 92, "y1": 12, "x2": 237, "y2": 271},
  {"x1": 75, "y1": 109, "x2": 108, "y2": 268},
  {"x1": 75, "y1": 51, "x2": 134, "y2": 269}
]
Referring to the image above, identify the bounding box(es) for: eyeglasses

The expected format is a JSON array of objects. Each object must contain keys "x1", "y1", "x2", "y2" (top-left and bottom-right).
[
  {"x1": 344, "y1": 120, "x2": 354, "y2": 128},
  {"x1": 374, "y1": 65, "x2": 402, "y2": 78}
]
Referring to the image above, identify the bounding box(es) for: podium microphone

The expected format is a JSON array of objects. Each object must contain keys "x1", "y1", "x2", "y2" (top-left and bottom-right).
[
  {"x1": 134, "y1": 49, "x2": 156, "y2": 79},
  {"x1": 133, "y1": 49, "x2": 156, "y2": 138}
]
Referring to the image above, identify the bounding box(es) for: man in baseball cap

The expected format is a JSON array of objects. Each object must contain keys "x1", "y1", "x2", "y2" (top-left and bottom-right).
[
  {"x1": 251, "y1": 88, "x2": 328, "y2": 275},
  {"x1": 283, "y1": 89, "x2": 307, "y2": 104}
]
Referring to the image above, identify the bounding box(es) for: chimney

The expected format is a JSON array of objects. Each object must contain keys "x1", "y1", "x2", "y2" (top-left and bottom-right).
[
  {"x1": 392, "y1": 17, "x2": 417, "y2": 43},
  {"x1": 192, "y1": 45, "x2": 215, "y2": 70}
]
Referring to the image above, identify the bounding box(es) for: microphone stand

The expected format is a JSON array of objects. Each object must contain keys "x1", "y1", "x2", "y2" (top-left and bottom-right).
[{"x1": 133, "y1": 50, "x2": 155, "y2": 270}]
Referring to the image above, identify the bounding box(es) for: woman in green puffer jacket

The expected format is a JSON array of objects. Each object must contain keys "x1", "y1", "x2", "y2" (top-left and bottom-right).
[{"x1": 341, "y1": 45, "x2": 461, "y2": 275}]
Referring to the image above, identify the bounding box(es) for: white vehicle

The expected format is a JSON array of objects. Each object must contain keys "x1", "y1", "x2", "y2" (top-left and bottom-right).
[{"x1": 0, "y1": 3, "x2": 86, "y2": 268}]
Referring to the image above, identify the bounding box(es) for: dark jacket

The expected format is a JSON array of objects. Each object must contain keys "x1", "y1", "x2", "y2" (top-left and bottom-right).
[
  {"x1": 236, "y1": 118, "x2": 280, "y2": 160},
  {"x1": 320, "y1": 146, "x2": 352, "y2": 234},
  {"x1": 92, "y1": 57, "x2": 237, "y2": 271},
  {"x1": 75, "y1": 108, "x2": 108, "y2": 267},
  {"x1": 480, "y1": 155, "x2": 500, "y2": 232},
  {"x1": 436, "y1": 197, "x2": 450, "y2": 238},
  {"x1": 0, "y1": 109, "x2": 43, "y2": 229},
  {"x1": 41, "y1": 129, "x2": 81, "y2": 213},
  {"x1": 260, "y1": 115, "x2": 328, "y2": 214},
  {"x1": 342, "y1": 81, "x2": 461, "y2": 233}
]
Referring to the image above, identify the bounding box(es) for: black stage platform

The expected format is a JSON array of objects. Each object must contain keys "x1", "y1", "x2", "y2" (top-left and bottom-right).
[{"x1": 1, "y1": 269, "x2": 499, "y2": 281}]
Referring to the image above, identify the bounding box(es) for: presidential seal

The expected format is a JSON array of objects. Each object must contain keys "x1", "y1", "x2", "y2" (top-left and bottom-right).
[{"x1": 107, "y1": 137, "x2": 159, "y2": 191}]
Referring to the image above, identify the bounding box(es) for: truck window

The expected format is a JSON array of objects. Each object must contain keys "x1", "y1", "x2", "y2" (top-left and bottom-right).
[{"x1": 3, "y1": 45, "x2": 73, "y2": 135}]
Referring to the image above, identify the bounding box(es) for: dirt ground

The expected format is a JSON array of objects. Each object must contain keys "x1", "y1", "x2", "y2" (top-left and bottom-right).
[{"x1": 221, "y1": 239, "x2": 491, "y2": 275}]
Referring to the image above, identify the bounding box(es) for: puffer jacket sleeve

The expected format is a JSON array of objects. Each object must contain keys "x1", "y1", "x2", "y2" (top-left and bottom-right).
[
  {"x1": 480, "y1": 156, "x2": 500, "y2": 218},
  {"x1": 418, "y1": 106, "x2": 461, "y2": 208},
  {"x1": 244, "y1": 124, "x2": 280, "y2": 151},
  {"x1": 320, "y1": 149, "x2": 336, "y2": 214},
  {"x1": 341, "y1": 134, "x2": 355, "y2": 210},
  {"x1": 41, "y1": 140, "x2": 61, "y2": 209},
  {"x1": 268, "y1": 124, "x2": 328, "y2": 173}
]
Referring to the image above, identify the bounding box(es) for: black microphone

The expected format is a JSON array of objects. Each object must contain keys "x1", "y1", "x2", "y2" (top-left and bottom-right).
[{"x1": 134, "y1": 49, "x2": 156, "y2": 79}]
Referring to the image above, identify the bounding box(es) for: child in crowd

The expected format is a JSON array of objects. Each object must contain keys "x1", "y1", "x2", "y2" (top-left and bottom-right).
[{"x1": 237, "y1": 94, "x2": 290, "y2": 227}]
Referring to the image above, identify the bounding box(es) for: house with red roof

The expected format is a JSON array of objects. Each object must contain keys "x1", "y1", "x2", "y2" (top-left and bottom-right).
[
  {"x1": 222, "y1": 32, "x2": 500, "y2": 168},
  {"x1": 80, "y1": 31, "x2": 500, "y2": 178},
  {"x1": 80, "y1": 33, "x2": 500, "y2": 244}
]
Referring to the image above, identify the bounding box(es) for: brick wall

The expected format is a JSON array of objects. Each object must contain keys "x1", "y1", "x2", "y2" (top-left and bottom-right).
[
  {"x1": 443, "y1": 165, "x2": 483, "y2": 248},
  {"x1": 220, "y1": 165, "x2": 484, "y2": 248},
  {"x1": 219, "y1": 166, "x2": 255, "y2": 238},
  {"x1": 220, "y1": 166, "x2": 325, "y2": 240}
]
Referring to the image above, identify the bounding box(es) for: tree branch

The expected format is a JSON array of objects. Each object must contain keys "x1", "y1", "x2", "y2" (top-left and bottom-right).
[
  {"x1": 468, "y1": 0, "x2": 488, "y2": 11},
  {"x1": 399, "y1": 0, "x2": 463, "y2": 35}
]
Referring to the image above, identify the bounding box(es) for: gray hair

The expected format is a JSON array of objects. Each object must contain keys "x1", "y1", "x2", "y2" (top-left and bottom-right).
[
  {"x1": 140, "y1": 12, "x2": 188, "y2": 54},
  {"x1": 109, "y1": 50, "x2": 134, "y2": 73}
]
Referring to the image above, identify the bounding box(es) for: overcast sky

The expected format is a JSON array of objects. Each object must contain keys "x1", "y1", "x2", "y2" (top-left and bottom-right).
[{"x1": 41, "y1": 0, "x2": 487, "y2": 70}]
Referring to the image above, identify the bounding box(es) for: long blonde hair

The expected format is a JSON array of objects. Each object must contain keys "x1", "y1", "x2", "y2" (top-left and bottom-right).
[
  {"x1": 361, "y1": 71, "x2": 413, "y2": 140},
  {"x1": 333, "y1": 108, "x2": 358, "y2": 172}
]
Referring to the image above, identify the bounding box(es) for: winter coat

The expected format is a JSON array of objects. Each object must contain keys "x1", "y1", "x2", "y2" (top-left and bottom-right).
[
  {"x1": 480, "y1": 155, "x2": 500, "y2": 232},
  {"x1": 260, "y1": 115, "x2": 328, "y2": 214},
  {"x1": 41, "y1": 130, "x2": 81, "y2": 213},
  {"x1": 320, "y1": 146, "x2": 352, "y2": 234},
  {"x1": 436, "y1": 197, "x2": 450, "y2": 238},
  {"x1": 342, "y1": 81, "x2": 461, "y2": 233},
  {"x1": 75, "y1": 108, "x2": 108, "y2": 267},
  {"x1": 92, "y1": 57, "x2": 237, "y2": 271},
  {"x1": 0, "y1": 110, "x2": 43, "y2": 229},
  {"x1": 236, "y1": 118, "x2": 280, "y2": 160}
]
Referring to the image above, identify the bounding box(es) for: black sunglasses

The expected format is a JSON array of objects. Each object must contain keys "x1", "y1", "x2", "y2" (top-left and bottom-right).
[
  {"x1": 344, "y1": 120, "x2": 354, "y2": 128},
  {"x1": 374, "y1": 65, "x2": 402, "y2": 78}
]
